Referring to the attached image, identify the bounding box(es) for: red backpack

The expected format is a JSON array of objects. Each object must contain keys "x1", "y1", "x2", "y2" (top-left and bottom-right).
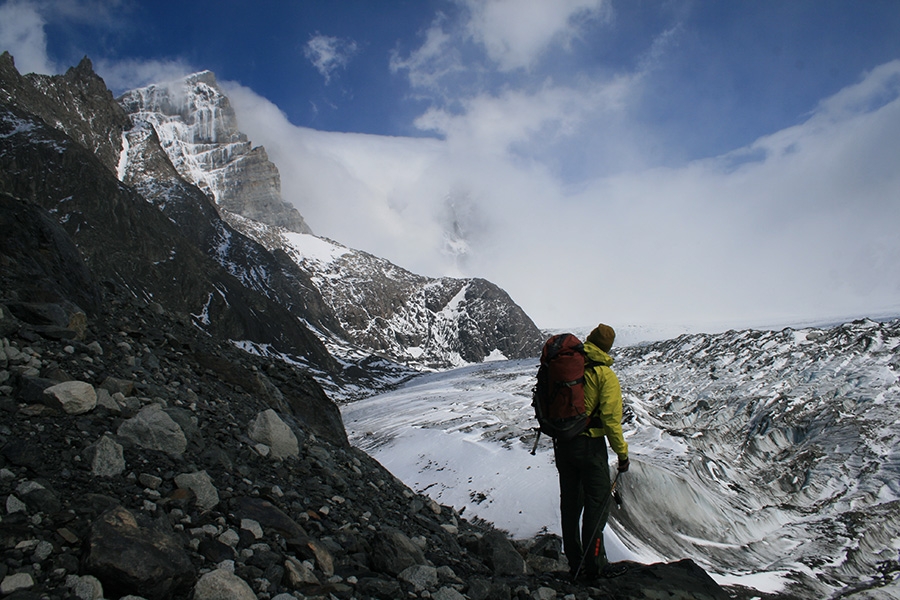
[{"x1": 532, "y1": 333, "x2": 598, "y2": 441}]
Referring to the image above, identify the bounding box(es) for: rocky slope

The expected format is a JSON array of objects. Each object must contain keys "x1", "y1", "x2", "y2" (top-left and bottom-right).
[
  {"x1": 0, "y1": 53, "x2": 340, "y2": 379},
  {"x1": 0, "y1": 183, "x2": 739, "y2": 600}
]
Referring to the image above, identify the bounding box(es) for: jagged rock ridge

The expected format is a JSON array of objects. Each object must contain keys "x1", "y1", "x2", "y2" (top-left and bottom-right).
[
  {"x1": 118, "y1": 71, "x2": 312, "y2": 234},
  {"x1": 1, "y1": 52, "x2": 544, "y2": 393},
  {"x1": 117, "y1": 71, "x2": 544, "y2": 374},
  {"x1": 0, "y1": 53, "x2": 343, "y2": 383},
  {"x1": 228, "y1": 214, "x2": 544, "y2": 371}
]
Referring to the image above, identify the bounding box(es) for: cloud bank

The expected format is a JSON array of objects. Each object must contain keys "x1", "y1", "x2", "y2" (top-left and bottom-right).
[
  {"x1": 225, "y1": 2, "x2": 900, "y2": 330},
  {"x1": 226, "y1": 59, "x2": 900, "y2": 329},
  {"x1": 4, "y1": 0, "x2": 899, "y2": 331}
]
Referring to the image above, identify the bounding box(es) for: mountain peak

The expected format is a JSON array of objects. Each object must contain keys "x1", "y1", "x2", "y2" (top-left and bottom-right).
[
  {"x1": 184, "y1": 69, "x2": 218, "y2": 86},
  {"x1": 119, "y1": 74, "x2": 312, "y2": 234}
]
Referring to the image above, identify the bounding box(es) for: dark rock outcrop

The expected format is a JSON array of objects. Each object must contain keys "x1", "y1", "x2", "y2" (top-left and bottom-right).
[{"x1": 0, "y1": 52, "x2": 340, "y2": 376}]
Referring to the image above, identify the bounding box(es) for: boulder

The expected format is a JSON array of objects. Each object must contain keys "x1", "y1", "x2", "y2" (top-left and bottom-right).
[
  {"x1": 369, "y1": 528, "x2": 429, "y2": 576},
  {"x1": 480, "y1": 530, "x2": 528, "y2": 576},
  {"x1": 117, "y1": 404, "x2": 187, "y2": 456},
  {"x1": 174, "y1": 470, "x2": 219, "y2": 510},
  {"x1": 82, "y1": 506, "x2": 195, "y2": 600},
  {"x1": 248, "y1": 409, "x2": 299, "y2": 459},
  {"x1": 86, "y1": 435, "x2": 126, "y2": 477},
  {"x1": 193, "y1": 568, "x2": 258, "y2": 600},
  {"x1": 43, "y1": 380, "x2": 97, "y2": 414}
]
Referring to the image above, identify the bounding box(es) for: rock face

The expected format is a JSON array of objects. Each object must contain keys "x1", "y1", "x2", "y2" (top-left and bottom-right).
[
  {"x1": 118, "y1": 71, "x2": 312, "y2": 234},
  {"x1": 251, "y1": 226, "x2": 545, "y2": 371},
  {"x1": 117, "y1": 69, "x2": 545, "y2": 373},
  {"x1": 0, "y1": 53, "x2": 340, "y2": 379},
  {"x1": 0, "y1": 51, "x2": 544, "y2": 387}
]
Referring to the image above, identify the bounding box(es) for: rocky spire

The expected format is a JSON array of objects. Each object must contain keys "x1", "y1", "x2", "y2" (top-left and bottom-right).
[{"x1": 119, "y1": 71, "x2": 312, "y2": 234}]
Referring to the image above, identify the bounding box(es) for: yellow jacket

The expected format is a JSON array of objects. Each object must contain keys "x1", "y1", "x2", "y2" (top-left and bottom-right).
[{"x1": 582, "y1": 341, "x2": 628, "y2": 460}]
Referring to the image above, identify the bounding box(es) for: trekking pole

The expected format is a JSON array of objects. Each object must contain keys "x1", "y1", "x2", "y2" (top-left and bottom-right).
[
  {"x1": 572, "y1": 471, "x2": 622, "y2": 581},
  {"x1": 530, "y1": 429, "x2": 541, "y2": 455}
]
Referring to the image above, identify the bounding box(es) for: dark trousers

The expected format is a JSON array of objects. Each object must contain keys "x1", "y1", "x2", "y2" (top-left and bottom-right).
[{"x1": 554, "y1": 435, "x2": 611, "y2": 575}]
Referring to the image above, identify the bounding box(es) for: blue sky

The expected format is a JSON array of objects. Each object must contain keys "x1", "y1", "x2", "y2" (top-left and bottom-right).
[{"x1": 2, "y1": 0, "x2": 900, "y2": 330}]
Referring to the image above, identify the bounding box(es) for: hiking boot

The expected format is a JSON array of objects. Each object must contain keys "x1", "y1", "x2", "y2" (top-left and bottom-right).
[{"x1": 600, "y1": 562, "x2": 629, "y2": 578}]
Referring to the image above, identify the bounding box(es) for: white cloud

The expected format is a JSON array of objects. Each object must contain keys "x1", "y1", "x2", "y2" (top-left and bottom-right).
[
  {"x1": 304, "y1": 33, "x2": 358, "y2": 84},
  {"x1": 226, "y1": 58, "x2": 900, "y2": 331},
  {"x1": 389, "y1": 17, "x2": 464, "y2": 95},
  {"x1": 0, "y1": 0, "x2": 55, "y2": 74},
  {"x1": 0, "y1": 0, "x2": 134, "y2": 78},
  {"x1": 390, "y1": 0, "x2": 609, "y2": 99},
  {"x1": 462, "y1": 0, "x2": 608, "y2": 71},
  {"x1": 12, "y1": 0, "x2": 897, "y2": 332},
  {"x1": 95, "y1": 57, "x2": 194, "y2": 95},
  {"x1": 413, "y1": 73, "x2": 639, "y2": 169}
]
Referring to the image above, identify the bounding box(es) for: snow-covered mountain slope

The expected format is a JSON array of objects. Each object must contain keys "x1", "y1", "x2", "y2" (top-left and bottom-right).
[
  {"x1": 118, "y1": 71, "x2": 311, "y2": 234},
  {"x1": 117, "y1": 73, "x2": 545, "y2": 375},
  {"x1": 224, "y1": 213, "x2": 543, "y2": 374},
  {"x1": 342, "y1": 318, "x2": 900, "y2": 598}
]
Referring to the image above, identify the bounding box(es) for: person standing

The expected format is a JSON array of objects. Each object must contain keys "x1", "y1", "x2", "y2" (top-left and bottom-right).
[{"x1": 554, "y1": 323, "x2": 629, "y2": 580}]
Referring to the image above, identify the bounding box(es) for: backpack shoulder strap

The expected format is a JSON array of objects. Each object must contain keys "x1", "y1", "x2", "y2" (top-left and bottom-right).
[{"x1": 583, "y1": 360, "x2": 606, "y2": 422}]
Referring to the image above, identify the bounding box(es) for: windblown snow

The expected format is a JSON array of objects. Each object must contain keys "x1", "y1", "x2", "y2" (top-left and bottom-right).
[{"x1": 343, "y1": 318, "x2": 900, "y2": 598}]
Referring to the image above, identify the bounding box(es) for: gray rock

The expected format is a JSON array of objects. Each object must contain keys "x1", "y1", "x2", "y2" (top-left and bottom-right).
[
  {"x1": 240, "y1": 518, "x2": 263, "y2": 539},
  {"x1": 117, "y1": 404, "x2": 187, "y2": 456},
  {"x1": 14, "y1": 480, "x2": 60, "y2": 514},
  {"x1": 192, "y1": 568, "x2": 258, "y2": 600},
  {"x1": 530, "y1": 587, "x2": 557, "y2": 600},
  {"x1": 370, "y1": 528, "x2": 429, "y2": 576},
  {"x1": 174, "y1": 470, "x2": 219, "y2": 510},
  {"x1": 87, "y1": 435, "x2": 126, "y2": 477},
  {"x1": 481, "y1": 530, "x2": 528, "y2": 576},
  {"x1": 68, "y1": 574, "x2": 104, "y2": 599},
  {"x1": 6, "y1": 494, "x2": 26, "y2": 514},
  {"x1": 398, "y1": 564, "x2": 439, "y2": 592},
  {"x1": 433, "y1": 587, "x2": 468, "y2": 600},
  {"x1": 99, "y1": 376, "x2": 134, "y2": 396},
  {"x1": 1, "y1": 572, "x2": 35, "y2": 594},
  {"x1": 284, "y1": 556, "x2": 319, "y2": 587},
  {"x1": 231, "y1": 497, "x2": 308, "y2": 540},
  {"x1": 95, "y1": 387, "x2": 121, "y2": 412},
  {"x1": 43, "y1": 380, "x2": 97, "y2": 414},
  {"x1": 247, "y1": 409, "x2": 299, "y2": 459}
]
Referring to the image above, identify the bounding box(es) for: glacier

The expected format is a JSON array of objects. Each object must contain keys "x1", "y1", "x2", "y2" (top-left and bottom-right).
[{"x1": 343, "y1": 318, "x2": 900, "y2": 598}]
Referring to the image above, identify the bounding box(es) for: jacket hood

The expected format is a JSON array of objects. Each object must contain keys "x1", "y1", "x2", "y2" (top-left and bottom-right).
[{"x1": 584, "y1": 341, "x2": 613, "y2": 366}]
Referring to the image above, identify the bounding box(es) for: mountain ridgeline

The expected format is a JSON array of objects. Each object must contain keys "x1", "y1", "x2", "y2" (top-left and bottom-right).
[{"x1": 0, "y1": 53, "x2": 544, "y2": 395}]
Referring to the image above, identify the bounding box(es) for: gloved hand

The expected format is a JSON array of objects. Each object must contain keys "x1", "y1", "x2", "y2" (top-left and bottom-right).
[{"x1": 617, "y1": 457, "x2": 630, "y2": 472}]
